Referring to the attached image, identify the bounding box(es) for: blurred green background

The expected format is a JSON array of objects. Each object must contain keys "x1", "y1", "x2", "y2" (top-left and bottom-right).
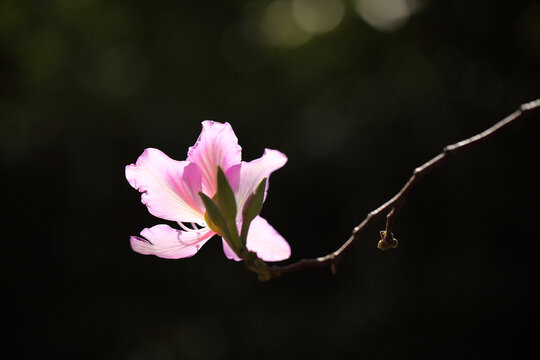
[{"x1": 2, "y1": 0, "x2": 539, "y2": 358}]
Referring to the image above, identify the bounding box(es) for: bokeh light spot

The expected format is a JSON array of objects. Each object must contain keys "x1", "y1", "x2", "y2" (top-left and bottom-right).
[
  {"x1": 291, "y1": 0, "x2": 345, "y2": 34},
  {"x1": 261, "y1": 0, "x2": 311, "y2": 48},
  {"x1": 354, "y1": 0, "x2": 421, "y2": 32}
]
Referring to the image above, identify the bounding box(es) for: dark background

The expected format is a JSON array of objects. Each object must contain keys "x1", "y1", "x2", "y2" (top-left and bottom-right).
[{"x1": 2, "y1": 0, "x2": 539, "y2": 359}]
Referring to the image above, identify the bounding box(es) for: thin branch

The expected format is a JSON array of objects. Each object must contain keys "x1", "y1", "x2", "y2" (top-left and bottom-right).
[{"x1": 265, "y1": 99, "x2": 540, "y2": 280}]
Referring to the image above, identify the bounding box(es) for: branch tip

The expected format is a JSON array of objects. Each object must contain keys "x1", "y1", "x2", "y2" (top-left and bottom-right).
[{"x1": 259, "y1": 99, "x2": 539, "y2": 280}]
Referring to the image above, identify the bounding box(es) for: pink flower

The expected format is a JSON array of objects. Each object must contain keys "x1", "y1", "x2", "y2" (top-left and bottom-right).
[{"x1": 126, "y1": 121, "x2": 290, "y2": 261}]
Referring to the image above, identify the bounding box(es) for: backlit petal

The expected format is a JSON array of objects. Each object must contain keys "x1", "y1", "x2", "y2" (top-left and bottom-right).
[
  {"x1": 187, "y1": 121, "x2": 242, "y2": 196},
  {"x1": 130, "y1": 224, "x2": 215, "y2": 259},
  {"x1": 227, "y1": 149, "x2": 287, "y2": 213},
  {"x1": 126, "y1": 148, "x2": 205, "y2": 223},
  {"x1": 222, "y1": 239, "x2": 241, "y2": 261},
  {"x1": 245, "y1": 216, "x2": 290, "y2": 262}
]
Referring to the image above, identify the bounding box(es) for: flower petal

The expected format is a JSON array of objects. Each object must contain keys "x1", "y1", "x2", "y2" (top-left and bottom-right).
[
  {"x1": 126, "y1": 148, "x2": 205, "y2": 223},
  {"x1": 187, "y1": 121, "x2": 242, "y2": 196},
  {"x1": 222, "y1": 239, "x2": 241, "y2": 261},
  {"x1": 226, "y1": 149, "x2": 287, "y2": 212},
  {"x1": 130, "y1": 224, "x2": 215, "y2": 259},
  {"x1": 245, "y1": 216, "x2": 290, "y2": 262}
]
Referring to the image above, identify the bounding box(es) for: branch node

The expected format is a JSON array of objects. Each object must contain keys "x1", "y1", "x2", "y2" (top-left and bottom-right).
[{"x1": 521, "y1": 99, "x2": 540, "y2": 111}]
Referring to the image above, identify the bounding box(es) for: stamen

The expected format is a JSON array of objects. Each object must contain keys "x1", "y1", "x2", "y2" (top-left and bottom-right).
[
  {"x1": 178, "y1": 222, "x2": 195, "y2": 232},
  {"x1": 176, "y1": 231, "x2": 204, "y2": 246}
]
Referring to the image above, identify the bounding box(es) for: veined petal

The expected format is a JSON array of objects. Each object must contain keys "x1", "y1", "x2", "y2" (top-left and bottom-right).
[
  {"x1": 130, "y1": 224, "x2": 215, "y2": 259},
  {"x1": 245, "y1": 216, "x2": 290, "y2": 262},
  {"x1": 187, "y1": 121, "x2": 242, "y2": 196},
  {"x1": 126, "y1": 148, "x2": 205, "y2": 223},
  {"x1": 227, "y1": 149, "x2": 287, "y2": 212}
]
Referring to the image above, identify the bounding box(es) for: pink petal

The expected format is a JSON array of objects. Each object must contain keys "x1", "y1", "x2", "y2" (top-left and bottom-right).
[
  {"x1": 226, "y1": 149, "x2": 287, "y2": 212},
  {"x1": 245, "y1": 216, "x2": 290, "y2": 262},
  {"x1": 130, "y1": 224, "x2": 215, "y2": 259},
  {"x1": 187, "y1": 121, "x2": 242, "y2": 196},
  {"x1": 222, "y1": 239, "x2": 241, "y2": 261},
  {"x1": 126, "y1": 148, "x2": 205, "y2": 223}
]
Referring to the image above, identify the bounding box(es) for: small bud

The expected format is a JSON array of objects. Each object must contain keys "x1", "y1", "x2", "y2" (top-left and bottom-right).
[{"x1": 377, "y1": 230, "x2": 398, "y2": 251}]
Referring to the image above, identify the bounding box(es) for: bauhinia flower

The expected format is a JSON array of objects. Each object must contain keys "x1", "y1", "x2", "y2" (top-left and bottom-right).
[{"x1": 126, "y1": 121, "x2": 290, "y2": 262}]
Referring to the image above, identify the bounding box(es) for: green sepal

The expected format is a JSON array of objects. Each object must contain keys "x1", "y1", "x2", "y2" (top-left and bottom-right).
[
  {"x1": 200, "y1": 189, "x2": 243, "y2": 254},
  {"x1": 199, "y1": 192, "x2": 229, "y2": 238},
  {"x1": 240, "y1": 177, "x2": 267, "y2": 244},
  {"x1": 216, "y1": 167, "x2": 237, "y2": 223}
]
